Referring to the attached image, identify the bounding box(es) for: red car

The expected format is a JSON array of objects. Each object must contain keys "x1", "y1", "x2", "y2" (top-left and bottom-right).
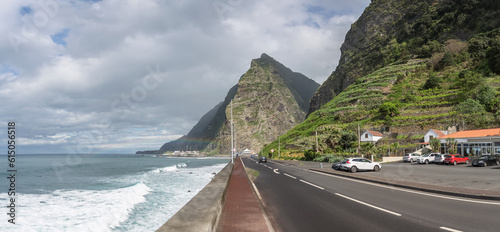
[{"x1": 443, "y1": 154, "x2": 470, "y2": 165}]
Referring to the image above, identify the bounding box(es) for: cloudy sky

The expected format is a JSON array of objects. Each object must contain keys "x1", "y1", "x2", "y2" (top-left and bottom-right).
[{"x1": 1, "y1": 0, "x2": 370, "y2": 154}]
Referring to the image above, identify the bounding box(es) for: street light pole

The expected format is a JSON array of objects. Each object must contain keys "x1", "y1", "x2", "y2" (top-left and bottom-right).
[{"x1": 231, "y1": 100, "x2": 234, "y2": 163}]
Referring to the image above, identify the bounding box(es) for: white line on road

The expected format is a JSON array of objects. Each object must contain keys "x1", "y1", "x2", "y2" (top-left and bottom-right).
[
  {"x1": 273, "y1": 169, "x2": 280, "y2": 174},
  {"x1": 310, "y1": 170, "x2": 500, "y2": 206},
  {"x1": 300, "y1": 179, "x2": 325, "y2": 190},
  {"x1": 440, "y1": 227, "x2": 463, "y2": 232},
  {"x1": 284, "y1": 173, "x2": 297, "y2": 179},
  {"x1": 335, "y1": 193, "x2": 402, "y2": 217}
]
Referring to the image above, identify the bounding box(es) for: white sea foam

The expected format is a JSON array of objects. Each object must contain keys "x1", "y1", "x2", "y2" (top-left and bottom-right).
[
  {"x1": 149, "y1": 162, "x2": 188, "y2": 174},
  {"x1": 118, "y1": 162, "x2": 228, "y2": 231},
  {"x1": 0, "y1": 183, "x2": 150, "y2": 232},
  {"x1": 0, "y1": 157, "x2": 229, "y2": 232}
]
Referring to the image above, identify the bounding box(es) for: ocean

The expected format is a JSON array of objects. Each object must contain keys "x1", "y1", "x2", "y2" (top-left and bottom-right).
[{"x1": 0, "y1": 154, "x2": 230, "y2": 232}]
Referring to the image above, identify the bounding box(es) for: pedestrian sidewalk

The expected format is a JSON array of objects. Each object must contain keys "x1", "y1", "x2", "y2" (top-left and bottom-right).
[{"x1": 216, "y1": 158, "x2": 272, "y2": 232}]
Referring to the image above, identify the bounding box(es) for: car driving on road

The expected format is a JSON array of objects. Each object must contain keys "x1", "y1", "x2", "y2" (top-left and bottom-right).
[
  {"x1": 443, "y1": 154, "x2": 470, "y2": 165},
  {"x1": 340, "y1": 158, "x2": 381, "y2": 173},
  {"x1": 472, "y1": 155, "x2": 499, "y2": 167},
  {"x1": 259, "y1": 156, "x2": 267, "y2": 163}
]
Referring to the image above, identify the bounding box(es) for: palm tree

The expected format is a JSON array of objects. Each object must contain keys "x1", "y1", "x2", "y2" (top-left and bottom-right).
[
  {"x1": 430, "y1": 137, "x2": 440, "y2": 153},
  {"x1": 390, "y1": 142, "x2": 400, "y2": 156},
  {"x1": 446, "y1": 138, "x2": 458, "y2": 154}
]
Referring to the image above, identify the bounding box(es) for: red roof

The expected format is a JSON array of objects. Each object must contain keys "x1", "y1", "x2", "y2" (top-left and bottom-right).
[
  {"x1": 438, "y1": 128, "x2": 500, "y2": 139},
  {"x1": 431, "y1": 129, "x2": 446, "y2": 137},
  {"x1": 367, "y1": 131, "x2": 383, "y2": 137}
]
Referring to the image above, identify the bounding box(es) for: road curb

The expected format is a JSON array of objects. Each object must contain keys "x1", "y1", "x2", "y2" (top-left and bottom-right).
[{"x1": 310, "y1": 168, "x2": 500, "y2": 201}]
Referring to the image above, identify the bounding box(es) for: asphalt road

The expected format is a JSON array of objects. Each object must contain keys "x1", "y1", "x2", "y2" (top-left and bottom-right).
[{"x1": 242, "y1": 157, "x2": 500, "y2": 232}]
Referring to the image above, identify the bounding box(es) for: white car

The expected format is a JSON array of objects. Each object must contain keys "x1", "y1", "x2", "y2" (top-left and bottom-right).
[
  {"x1": 403, "y1": 153, "x2": 420, "y2": 163},
  {"x1": 340, "y1": 158, "x2": 381, "y2": 173},
  {"x1": 417, "y1": 153, "x2": 440, "y2": 164}
]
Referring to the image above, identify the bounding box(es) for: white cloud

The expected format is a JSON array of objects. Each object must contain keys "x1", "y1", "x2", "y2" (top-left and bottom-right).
[{"x1": 0, "y1": 0, "x2": 370, "y2": 154}]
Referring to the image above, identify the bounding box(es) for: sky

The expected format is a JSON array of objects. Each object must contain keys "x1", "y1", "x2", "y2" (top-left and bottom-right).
[{"x1": 0, "y1": 0, "x2": 371, "y2": 154}]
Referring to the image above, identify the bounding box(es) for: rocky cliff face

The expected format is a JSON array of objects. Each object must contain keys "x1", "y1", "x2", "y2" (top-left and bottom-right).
[
  {"x1": 308, "y1": 0, "x2": 500, "y2": 115},
  {"x1": 211, "y1": 53, "x2": 319, "y2": 154},
  {"x1": 137, "y1": 54, "x2": 318, "y2": 154},
  {"x1": 308, "y1": 0, "x2": 409, "y2": 115}
]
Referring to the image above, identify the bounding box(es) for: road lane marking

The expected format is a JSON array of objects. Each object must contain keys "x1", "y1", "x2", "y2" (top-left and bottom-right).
[
  {"x1": 300, "y1": 179, "x2": 325, "y2": 190},
  {"x1": 335, "y1": 193, "x2": 402, "y2": 217},
  {"x1": 273, "y1": 169, "x2": 280, "y2": 174},
  {"x1": 310, "y1": 170, "x2": 500, "y2": 206},
  {"x1": 284, "y1": 173, "x2": 297, "y2": 179},
  {"x1": 440, "y1": 227, "x2": 463, "y2": 232}
]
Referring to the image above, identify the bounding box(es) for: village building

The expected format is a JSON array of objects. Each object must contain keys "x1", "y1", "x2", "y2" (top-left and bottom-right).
[
  {"x1": 437, "y1": 128, "x2": 500, "y2": 157},
  {"x1": 424, "y1": 129, "x2": 447, "y2": 143},
  {"x1": 360, "y1": 131, "x2": 383, "y2": 143}
]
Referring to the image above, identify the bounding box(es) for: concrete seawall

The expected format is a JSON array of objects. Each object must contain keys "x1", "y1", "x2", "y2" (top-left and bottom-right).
[{"x1": 156, "y1": 162, "x2": 234, "y2": 232}]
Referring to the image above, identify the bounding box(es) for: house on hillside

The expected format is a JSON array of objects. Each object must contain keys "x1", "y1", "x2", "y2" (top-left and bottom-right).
[
  {"x1": 360, "y1": 131, "x2": 383, "y2": 143},
  {"x1": 424, "y1": 129, "x2": 447, "y2": 143}
]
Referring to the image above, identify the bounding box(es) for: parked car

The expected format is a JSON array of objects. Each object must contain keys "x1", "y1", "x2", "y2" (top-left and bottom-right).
[
  {"x1": 259, "y1": 156, "x2": 267, "y2": 163},
  {"x1": 332, "y1": 162, "x2": 341, "y2": 170},
  {"x1": 403, "y1": 153, "x2": 420, "y2": 163},
  {"x1": 417, "y1": 153, "x2": 440, "y2": 164},
  {"x1": 340, "y1": 158, "x2": 381, "y2": 173},
  {"x1": 434, "y1": 154, "x2": 446, "y2": 164},
  {"x1": 472, "y1": 155, "x2": 500, "y2": 167},
  {"x1": 443, "y1": 154, "x2": 470, "y2": 165}
]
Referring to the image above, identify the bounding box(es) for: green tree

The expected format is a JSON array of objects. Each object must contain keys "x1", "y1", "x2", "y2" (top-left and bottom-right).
[
  {"x1": 379, "y1": 102, "x2": 400, "y2": 118},
  {"x1": 360, "y1": 142, "x2": 378, "y2": 157},
  {"x1": 303, "y1": 149, "x2": 318, "y2": 161},
  {"x1": 338, "y1": 130, "x2": 358, "y2": 151},
  {"x1": 455, "y1": 98, "x2": 485, "y2": 115},
  {"x1": 446, "y1": 138, "x2": 458, "y2": 154},
  {"x1": 422, "y1": 74, "x2": 441, "y2": 90},
  {"x1": 487, "y1": 38, "x2": 500, "y2": 74},
  {"x1": 390, "y1": 142, "x2": 400, "y2": 156},
  {"x1": 476, "y1": 82, "x2": 497, "y2": 112},
  {"x1": 429, "y1": 137, "x2": 441, "y2": 153}
]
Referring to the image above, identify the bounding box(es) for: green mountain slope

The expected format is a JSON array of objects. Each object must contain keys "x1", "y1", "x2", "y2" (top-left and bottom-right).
[
  {"x1": 265, "y1": 0, "x2": 500, "y2": 159},
  {"x1": 308, "y1": 0, "x2": 500, "y2": 115}
]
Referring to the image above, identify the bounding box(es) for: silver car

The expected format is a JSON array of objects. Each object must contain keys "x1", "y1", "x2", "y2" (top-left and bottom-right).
[
  {"x1": 403, "y1": 153, "x2": 420, "y2": 163},
  {"x1": 434, "y1": 154, "x2": 446, "y2": 164}
]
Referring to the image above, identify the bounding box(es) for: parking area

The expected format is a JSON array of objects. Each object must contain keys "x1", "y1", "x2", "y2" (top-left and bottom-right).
[
  {"x1": 341, "y1": 161, "x2": 500, "y2": 191},
  {"x1": 272, "y1": 159, "x2": 500, "y2": 192}
]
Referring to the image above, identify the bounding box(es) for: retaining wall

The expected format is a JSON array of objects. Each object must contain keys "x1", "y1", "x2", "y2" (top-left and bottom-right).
[
  {"x1": 382, "y1": 156, "x2": 403, "y2": 163},
  {"x1": 156, "y1": 162, "x2": 233, "y2": 232}
]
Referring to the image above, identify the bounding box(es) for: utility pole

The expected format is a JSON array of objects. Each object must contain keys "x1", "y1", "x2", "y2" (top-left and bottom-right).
[
  {"x1": 278, "y1": 137, "x2": 281, "y2": 159},
  {"x1": 231, "y1": 100, "x2": 234, "y2": 163},
  {"x1": 358, "y1": 124, "x2": 361, "y2": 157},
  {"x1": 234, "y1": 123, "x2": 237, "y2": 156},
  {"x1": 315, "y1": 130, "x2": 319, "y2": 153}
]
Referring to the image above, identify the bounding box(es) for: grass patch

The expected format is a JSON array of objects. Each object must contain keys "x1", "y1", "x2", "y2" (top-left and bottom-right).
[{"x1": 245, "y1": 167, "x2": 259, "y2": 182}]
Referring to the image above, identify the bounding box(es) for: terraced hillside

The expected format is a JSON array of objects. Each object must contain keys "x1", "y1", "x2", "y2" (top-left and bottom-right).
[{"x1": 262, "y1": 59, "x2": 500, "y2": 159}]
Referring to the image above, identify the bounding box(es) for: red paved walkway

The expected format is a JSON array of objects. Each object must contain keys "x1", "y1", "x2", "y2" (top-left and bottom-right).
[{"x1": 217, "y1": 158, "x2": 271, "y2": 232}]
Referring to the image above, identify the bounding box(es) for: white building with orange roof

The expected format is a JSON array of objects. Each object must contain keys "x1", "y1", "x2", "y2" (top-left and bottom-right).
[
  {"x1": 437, "y1": 128, "x2": 500, "y2": 156},
  {"x1": 360, "y1": 130, "x2": 383, "y2": 143},
  {"x1": 424, "y1": 129, "x2": 447, "y2": 143}
]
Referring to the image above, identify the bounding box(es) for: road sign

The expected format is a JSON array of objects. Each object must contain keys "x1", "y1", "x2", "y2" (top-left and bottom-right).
[{"x1": 271, "y1": 149, "x2": 274, "y2": 153}]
